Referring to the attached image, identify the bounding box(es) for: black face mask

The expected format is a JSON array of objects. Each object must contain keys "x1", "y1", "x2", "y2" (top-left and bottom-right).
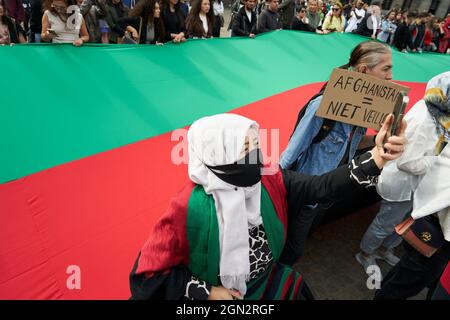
[{"x1": 206, "y1": 148, "x2": 263, "y2": 187}]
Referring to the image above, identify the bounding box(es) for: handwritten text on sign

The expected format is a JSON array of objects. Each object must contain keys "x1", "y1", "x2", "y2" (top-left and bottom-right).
[{"x1": 315, "y1": 68, "x2": 410, "y2": 130}]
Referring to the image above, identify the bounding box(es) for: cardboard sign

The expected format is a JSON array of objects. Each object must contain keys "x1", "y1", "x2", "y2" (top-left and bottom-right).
[{"x1": 315, "y1": 68, "x2": 410, "y2": 130}]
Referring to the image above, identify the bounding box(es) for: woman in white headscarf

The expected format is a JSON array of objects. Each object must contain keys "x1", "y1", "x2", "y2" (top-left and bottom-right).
[
  {"x1": 374, "y1": 71, "x2": 450, "y2": 300},
  {"x1": 356, "y1": 72, "x2": 450, "y2": 274},
  {"x1": 129, "y1": 112, "x2": 406, "y2": 300}
]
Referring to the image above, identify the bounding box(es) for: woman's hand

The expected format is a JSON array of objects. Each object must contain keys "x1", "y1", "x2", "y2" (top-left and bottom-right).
[
  {"x1": 44, "y1": 30, "x2": 57, "y2": 41},
  {"x1": 125, "y1": 26, "x2": 139, "y2": 40},
  {"x1": 173, "y1": 33, "x2": 182, "y2": 43},
  {"x1": 371, "y1": 113, "x2": 407, "y2": 169},
  {"x1": 73, "y1": 38, "x2": 84, "y2": 46},
  {"x1": 173, "y1": 33, "x2": 186, "y2": 43},
  {"x1": 208, "y1": 286, "x2": 243, "y2": 300}
]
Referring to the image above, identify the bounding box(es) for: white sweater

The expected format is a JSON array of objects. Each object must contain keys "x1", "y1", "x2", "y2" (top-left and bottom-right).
[{"x1": 376, "y1": 100, "x2": 438, "y2": 201}]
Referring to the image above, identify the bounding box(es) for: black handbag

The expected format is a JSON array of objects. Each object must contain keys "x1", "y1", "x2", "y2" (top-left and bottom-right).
[{"x1": 396, "y1": 215, "x2": 446, "y2": 258}]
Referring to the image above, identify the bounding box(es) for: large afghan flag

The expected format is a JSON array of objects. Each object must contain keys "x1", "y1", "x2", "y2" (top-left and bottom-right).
[{"x1": 1, "y1": 31, "x2": 449, "y2": 299}]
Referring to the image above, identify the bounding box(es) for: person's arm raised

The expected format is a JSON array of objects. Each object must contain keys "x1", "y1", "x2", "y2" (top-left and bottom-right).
[
  {"x1": 371, "y1": 113, "x2": 407, "y2": 169},
  {"x1": 282, "y1": 114, "x2": 407, "y2": 208}
]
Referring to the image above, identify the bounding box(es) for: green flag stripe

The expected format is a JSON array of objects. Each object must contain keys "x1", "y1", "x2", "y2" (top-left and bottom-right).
[{"x1": 1, "y1": 31, "x2": 449, "y2": 183}]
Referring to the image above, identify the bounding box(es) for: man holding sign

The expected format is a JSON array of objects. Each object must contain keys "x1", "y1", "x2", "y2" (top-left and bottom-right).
[
  {"x1": 279, "y1": 41, "x2": 408, "y2": 266},
  {"x1": 315, "y1": 68, "x2": 409, "y2": 131}
]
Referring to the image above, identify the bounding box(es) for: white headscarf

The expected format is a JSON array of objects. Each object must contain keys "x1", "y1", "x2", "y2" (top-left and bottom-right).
[
  {"x1": 187, "y1": 114, "x2": 263, "y2": 296},
  {"x1": 411, "y1": 72, "x2": 450, "y2": 240}
]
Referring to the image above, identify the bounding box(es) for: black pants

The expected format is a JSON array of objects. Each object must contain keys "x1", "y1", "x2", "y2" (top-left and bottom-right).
[
  {"x1": 374, "y1": 241, "x2": 450, "y2": 300},
  {"x1": 279, "y1": 186, "x2": 380, "y2": 266},
  {"x1": 213, "y1": 16, "x2": 222, "y2": 38},
  {"x1": 279, "y1": 204, "x2": 325, "y2": 266}
]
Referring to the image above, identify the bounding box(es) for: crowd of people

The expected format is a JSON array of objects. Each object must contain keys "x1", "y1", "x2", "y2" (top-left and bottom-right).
[{"x1": 1, "y1": 0, "x2": 449, "y2": 53}]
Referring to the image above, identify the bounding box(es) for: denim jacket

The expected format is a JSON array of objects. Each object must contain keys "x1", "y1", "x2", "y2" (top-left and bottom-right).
[
  {"x1": 377, "y1": 20, "x2": 397, "y2": 44},
  {"x1": 280, "y1": 95, "x2": 367, "y2": 176}
]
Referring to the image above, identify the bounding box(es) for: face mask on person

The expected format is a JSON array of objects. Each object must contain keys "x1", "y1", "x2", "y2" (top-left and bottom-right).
[{"x1": 206, "y1": 148, "x2": 263, "y2": 187}]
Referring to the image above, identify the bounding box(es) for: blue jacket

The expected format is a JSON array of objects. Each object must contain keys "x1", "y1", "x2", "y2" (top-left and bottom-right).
[
  {"x1": 280, "y1": 95, "x2": 367, "y2": 176},
  {"x1": 377, "y1": 20, "x2": 397, "y2": 44}
]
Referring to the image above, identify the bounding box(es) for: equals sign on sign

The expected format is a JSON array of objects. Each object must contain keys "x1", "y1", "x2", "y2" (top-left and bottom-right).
[{"x1": 362, "y1": 97, "x2": 373, "y2": 106}]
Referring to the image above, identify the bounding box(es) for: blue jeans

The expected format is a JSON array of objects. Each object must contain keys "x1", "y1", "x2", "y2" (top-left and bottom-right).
[
  {"x1": 360, "y1": 199, "x2": 413, "y2": 254},
  {"x1": 28, "y1": 33, "x2": 41, "y2": 43}
]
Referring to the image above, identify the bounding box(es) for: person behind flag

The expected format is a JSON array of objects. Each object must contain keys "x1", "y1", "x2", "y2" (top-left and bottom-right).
[
  {"x1": 438, "y1": 14, "x2": 450, "y2": 54},
  {"x1": 103, "y1": 0, "x2": 129, "y2": 44},
  {"x1": 410, "y1": 12, "x2": 429, "y2": 53},
  {"x1": 321, "y1": 1, "x2": 344, "y2": 34},
  {"x1": 392, "y1": 10, "x2": 417, "y2": 53},
  {"x1": 344, "y1": 0, "x2": 365, "y2": 33},
  {"x1": 291, "y1": 5, "x2": 322, "y2": 33},
  {"x1": 0, "y1": 0, "x2": 26, "y2": 44},
  {"x1": 278, "y1": 0, "x2": 295, "y2": 30},
  {"x1": 278, "y1": 40, "x2": 394, "y2": 266},
  {"x1": 28, "y1": 0, "x2": 43, "y2": 42},
  {"x1": 114, "y1": 0, "x2": 169, "y2": 44},
  {"x1": 231, "y1": 0, "x2": 257, "y2": 38},
  {"x1": 129, "y1": 113, "x2": 406, "y2": 300},
  {"x1": 257, "y1": 0, "x2": 282, "y2": 34},
  {"x1": 211, "y1": 0, "x2": 223, "y2": 37},
  {"x1": 353, "y1": 0, "x2": 381, "y2": 39},
  {"x1": 160, "y1": 0, "x2": 186, "y2": 43},
  {"x1": 377, "y1": 9, "x2": 397, "y2": 45},
  {"x1": 186, "y1": 0, "x2": 214, "y2": 39},
  {"x1": 41, "y1": 0, "x2": 90, "y2": 46},
  {"x1": 305, "y1": 0, "x2": 321, "y2": 30}
]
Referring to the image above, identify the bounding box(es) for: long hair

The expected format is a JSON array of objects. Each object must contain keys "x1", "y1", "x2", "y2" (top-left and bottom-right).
[
  {"x1": 342, "y1": 41, "x2": 391, "y2": 70},
  {"x1": 186, "y1": 0, "x2": 215, "y2": 36},
  {"x1": 131, "y1": 0, "x2": 166, "y2": 41},
  {"x1": 385, "y1": 9, "x2": 397, "y2": 22},
  {"x1": 188, "y1": 0, "x2": 214, "y2": 22},
  {"x1": 330, "y1": 1, "x2": 343, "y2": 25}
]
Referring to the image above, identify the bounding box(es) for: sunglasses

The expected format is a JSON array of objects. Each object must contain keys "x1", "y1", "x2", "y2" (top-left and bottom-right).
[
  {"x1": 300, "y1": 10, "x2": 306, "y2": 12},
  {"x1": 332, "y1": 8, "x2": 340, "y2": 11}
]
